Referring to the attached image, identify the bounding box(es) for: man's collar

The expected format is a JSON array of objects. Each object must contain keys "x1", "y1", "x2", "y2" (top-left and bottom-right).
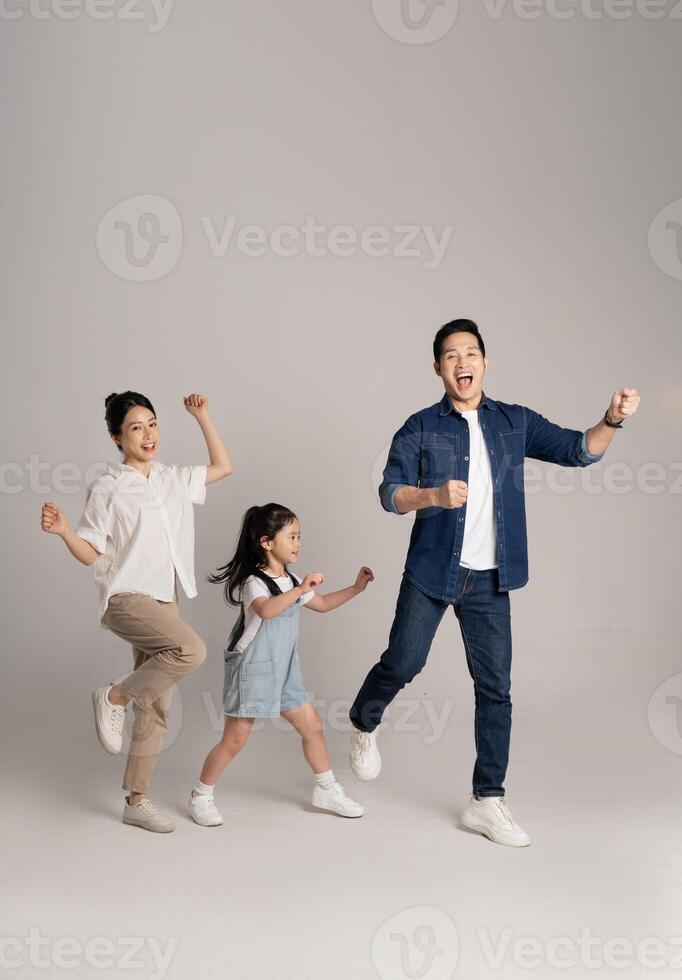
[{"x1": 439, "y1": 391, "x2": 497, "y2": 416}]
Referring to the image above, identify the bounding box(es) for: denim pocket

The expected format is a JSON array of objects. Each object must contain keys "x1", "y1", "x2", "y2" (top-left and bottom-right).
[
  {"x1": 498, "y1": 430, "x2": 525, "y2": 465},
  {"x1": 239, "y1": 660, "x2": 276, "y2": 705},
  {"x1": 498, "y1": 430, "x2": 526, "y2": 491},
  {"x1": 419, "y1": 431, "x2": 459, "y2": 484}
]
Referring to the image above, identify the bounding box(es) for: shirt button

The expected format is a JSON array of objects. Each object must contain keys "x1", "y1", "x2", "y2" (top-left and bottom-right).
[
  {"x1": 454, "y1": 551, "x2": 459, "y2": 556},
  {"x1": 458, "y1": 517, "x2": 463, "y2": 522},
  {"x1": 464, "y1": 456, "x2": 469, "y2": 461}
]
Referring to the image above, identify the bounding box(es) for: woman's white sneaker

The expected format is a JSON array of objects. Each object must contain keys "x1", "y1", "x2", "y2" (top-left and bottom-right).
[
  {"x1": 461, "y1": 794, "x2": 531, "y2": 847},
  {"x1": 349, "y1": 728, "x2": 381, "y2": 781},
  {"x1": 92, "y1": 684, "x2": 126, "y2": 754},
  {"x1": 188, "y1": 790, "x2": 223, "y2": 827},
  {"x1": 122, "y1": 797, "x2": 175, "y2": 833},
  {"x1": 312, "y1": 781, "x2": 364, "y2": 817}
]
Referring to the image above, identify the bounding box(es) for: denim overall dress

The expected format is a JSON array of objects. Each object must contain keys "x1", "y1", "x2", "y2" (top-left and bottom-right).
[{"x1": 223, "y1": 591, "x2": 311, "y2": 718}]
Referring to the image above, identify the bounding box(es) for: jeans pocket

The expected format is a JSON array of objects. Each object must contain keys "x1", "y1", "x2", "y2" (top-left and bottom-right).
[{"x1": 239, "y1": 660, "x2": 276, "y2": 706}]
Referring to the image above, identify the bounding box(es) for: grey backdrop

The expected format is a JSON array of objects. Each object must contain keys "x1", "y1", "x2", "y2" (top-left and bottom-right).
[{"x1": 2, "y1": 2, "x2": 681, "y2": 979}]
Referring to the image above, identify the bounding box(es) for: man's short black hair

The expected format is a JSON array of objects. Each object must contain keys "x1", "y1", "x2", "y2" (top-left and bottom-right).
[{"x1": 433, "y1": 319, "x2": 486, "y2": 362}]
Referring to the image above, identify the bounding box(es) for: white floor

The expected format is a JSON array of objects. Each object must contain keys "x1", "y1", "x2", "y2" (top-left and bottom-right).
[{"x1": 5, "y1": 683, "x2": 682, "y2": 980}]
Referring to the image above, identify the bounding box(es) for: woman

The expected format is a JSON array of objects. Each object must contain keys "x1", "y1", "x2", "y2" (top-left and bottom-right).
[{"x1": 41, "y1": 390, "x2": 232, "y2": 832}]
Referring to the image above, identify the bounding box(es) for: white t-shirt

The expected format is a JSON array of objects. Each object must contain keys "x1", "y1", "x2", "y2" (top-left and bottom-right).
[
  {"x1": 459, "y1": 410, "x2": 498, "y2": 570},
  {"x1": 231, "y1": 570, "x2": 315, "y2": 654},
  {"x1": 75, "y1": 459, "x2": 207, "y2": 627}
]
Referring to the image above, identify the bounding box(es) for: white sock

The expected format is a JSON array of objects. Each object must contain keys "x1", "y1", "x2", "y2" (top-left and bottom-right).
[
  {"x1": 193, "y1": 780, "x2": 214, "y2": 797},
  {"x1": 314, "y1": 769, "x2": 335, "y2": 790}
]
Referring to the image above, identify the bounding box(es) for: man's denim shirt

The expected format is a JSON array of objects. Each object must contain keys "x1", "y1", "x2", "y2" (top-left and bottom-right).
[{"x1": 379, "y1": 391, "x2": 605, "y2": 598}]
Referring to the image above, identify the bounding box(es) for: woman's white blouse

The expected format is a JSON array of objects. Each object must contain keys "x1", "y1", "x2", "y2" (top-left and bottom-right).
[{"x1": 75, "y1": 460, "x2": 207, "y2": 628}]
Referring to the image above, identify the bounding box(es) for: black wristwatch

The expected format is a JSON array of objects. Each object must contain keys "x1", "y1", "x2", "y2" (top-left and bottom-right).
[{"x1": 603, "y1": 410, "x2": 624, "y2": 429}]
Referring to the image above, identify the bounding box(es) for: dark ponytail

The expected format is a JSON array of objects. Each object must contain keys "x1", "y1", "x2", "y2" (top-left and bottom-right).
[
  {"x1": 207, "y1": 503, "x2": 298, "y2": 606},
  {"x1": 104, "y1": 391, "x2": 156, "y2": 451}
]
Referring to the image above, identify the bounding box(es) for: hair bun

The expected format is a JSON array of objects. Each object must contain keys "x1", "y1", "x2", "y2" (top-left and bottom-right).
[{"x1": 104, "y1": 393, "x2": 118, "y2": 408}]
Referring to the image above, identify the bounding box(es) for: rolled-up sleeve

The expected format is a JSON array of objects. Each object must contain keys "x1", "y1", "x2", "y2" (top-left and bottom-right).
[
  {"x1": 75, "y1": 487, "x2": 112, "y2": 554},
  {"x1": 378, "y1": 416, "x2": 421, "y2": 514},
  {"x1": 174, "y1": 464, "x2": 208, "y2": 505},
  {"x1": 524, "y1": 407, "x2": 603, "y2": 468},
  {"x1": 578, "y1": 431, "x2": 605, "y2": 464}
]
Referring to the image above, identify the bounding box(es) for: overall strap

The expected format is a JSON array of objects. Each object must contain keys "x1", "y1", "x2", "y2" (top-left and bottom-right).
[
  {"x1": 226, "y1": 569, "x2": 298, "y2": 654},
  {"x1": 249, "y1": 567, "x2": 298, "y2": 596},
  {"x1": 225, "y1": 606, "x2": 246, "y2": 653}
]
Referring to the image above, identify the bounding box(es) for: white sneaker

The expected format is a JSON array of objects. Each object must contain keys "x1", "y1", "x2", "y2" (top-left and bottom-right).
[
  {"x1": 461, "y1": 794, "x2": 531, "y2": 847},
  {"x1": 349, "y1": 728, "x2": 381, "y2": 781},
  {"x1": 92, "y1": 684, "x2": 126, "y2": 754},
  {"x1": 188, "y1": 790, "x2": 223, "y2": 827},
  {"x1": 122, "y1": 797, "x2": 175, "y2": 833},
  {"x1": 312, "y1": 781, "x2": 364, "y2": 818}
]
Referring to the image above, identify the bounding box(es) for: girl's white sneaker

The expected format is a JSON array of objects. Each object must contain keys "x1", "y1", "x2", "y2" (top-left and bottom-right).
[
  {"x1": 312, "y1": 781, "x2": 364, "y2": 818},
  {"x1": 188, "y1": 790, "x2": 224, "y2": 827},
  {"x1": 461, "y1": 794, "x2": 531, "y2": 847},
  {"x1": 349, "y1": 729, "x2": 381, "y2": 781}
]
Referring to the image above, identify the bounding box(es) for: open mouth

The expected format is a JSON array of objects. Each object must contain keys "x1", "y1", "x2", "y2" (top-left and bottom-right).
[
  {"x1": 456, "y1": 373, "x2": 473, "y2": 389},
  {"x1": 141, "y1": 443, "x2": 156, "y2": 453}
]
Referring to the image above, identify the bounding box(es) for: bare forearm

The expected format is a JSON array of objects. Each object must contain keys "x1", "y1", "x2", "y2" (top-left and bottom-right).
[
  {"x1": 196, "y1": 412, "x2": 233, "y2": 474},
  {"x1": 394, "y1": 485, "x2": 439, "y2": 514},
  {"x1": 314, "y1": 584, "x2": 361, "y2": 612},
  {"x1": 257, "y1": 587, "x2": 304, "y2": 619},
  {"x1": 61, "y1": 526, "x2": 99, "y2": 565},
  {"x1": 585, "y1": 415, "x2": 618, "y2": 457}
]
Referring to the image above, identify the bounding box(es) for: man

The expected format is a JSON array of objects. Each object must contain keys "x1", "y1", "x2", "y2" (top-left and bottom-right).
[{"x1": 348, "y1": 319, "x2": 640, "y2": 846}]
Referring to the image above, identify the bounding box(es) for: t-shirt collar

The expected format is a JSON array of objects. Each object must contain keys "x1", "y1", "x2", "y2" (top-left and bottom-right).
[{"x1": 439, "y1": 390, "x2": 497, "y2": 416}]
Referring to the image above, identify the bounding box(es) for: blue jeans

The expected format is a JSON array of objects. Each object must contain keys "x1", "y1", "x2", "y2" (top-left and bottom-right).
[{"x1": 349, "y1": 566, "x2": 512, "y2": 798}]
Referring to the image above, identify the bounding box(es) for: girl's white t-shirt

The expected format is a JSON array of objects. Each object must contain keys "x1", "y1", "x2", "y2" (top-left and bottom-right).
[{"x1": 233, "y1": 570, "x2": 315, "y2": 654}]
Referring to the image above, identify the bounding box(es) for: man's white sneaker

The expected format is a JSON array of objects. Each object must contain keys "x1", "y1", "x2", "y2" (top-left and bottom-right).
[
  {"x1": 461, "y1": 794, "x2": 531, "y2": 847},
  {"x1": 312, "y1": 781, "x2": 364, "y2": 817},
  {"x1": 92, "y1": 684, "x2": 126, "y2": 754},
  {"x1": 349, "y1": 728, "x2": 381, "y2": 781},
  {"x1": 122, "y1": 797, "x2": 175, "y2": 833},
  {"x1": 188, "y1": 790, "x2": 223, "y2": 827}
]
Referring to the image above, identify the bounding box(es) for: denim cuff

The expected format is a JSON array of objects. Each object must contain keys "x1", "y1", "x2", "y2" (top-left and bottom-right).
[
  {"x1": 380, "y1": 483, "x2": 405, "y2": 514},
  {"x1": 578, "y1": 430, "x2": 605, "y2": 464}
]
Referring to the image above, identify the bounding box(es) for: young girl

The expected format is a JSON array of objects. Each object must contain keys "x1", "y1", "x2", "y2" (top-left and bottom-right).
[
  {"x1": 189, "y1": 503, "x2": 374, "y2": 825},
  {"x1": 41, "y1": 391, "x2": 232, "y2": 833}
]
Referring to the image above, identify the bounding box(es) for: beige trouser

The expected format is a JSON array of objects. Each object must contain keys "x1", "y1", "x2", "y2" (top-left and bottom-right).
[{"x1": 101, "y1": 581, "x2": 207, "y2": 795}]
